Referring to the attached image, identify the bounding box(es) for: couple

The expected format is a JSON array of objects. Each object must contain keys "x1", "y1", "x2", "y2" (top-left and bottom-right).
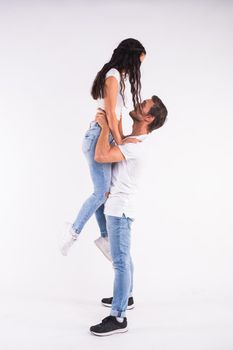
[{"x1": 60, "y1": 38, "x2": 168, "y2": 336}]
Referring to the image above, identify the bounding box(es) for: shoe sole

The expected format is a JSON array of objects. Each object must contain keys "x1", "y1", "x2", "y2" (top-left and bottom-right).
[
  {"x1": 102, "y1": 302, "x2": 134, "y2": 310},
  {"x1": 90, "y1": 327, "x2": 128, "y2": 336},
  {"x1": 94, "y1": 239, "x2": 112, "y2": 261}
]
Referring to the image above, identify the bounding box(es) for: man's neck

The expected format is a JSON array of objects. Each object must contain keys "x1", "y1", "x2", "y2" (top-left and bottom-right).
[{"x1": 129, "y1": 122, "x2": 148, "y2": 137}]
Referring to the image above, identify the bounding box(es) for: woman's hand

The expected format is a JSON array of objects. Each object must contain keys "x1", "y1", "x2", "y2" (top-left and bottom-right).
[
  {"x1": 95, "y1": 109, "x2": 109, "y2": 130},
  {"x1": 94, "y1": 108, "x2": 106, "y2": 122}
]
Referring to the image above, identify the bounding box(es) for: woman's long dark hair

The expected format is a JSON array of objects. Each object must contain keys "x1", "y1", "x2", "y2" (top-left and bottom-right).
[{"x1": 91, "y1": 38, "x2": 146, "y2": 110}]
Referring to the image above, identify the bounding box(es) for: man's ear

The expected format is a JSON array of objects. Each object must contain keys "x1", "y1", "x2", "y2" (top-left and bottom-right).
[{"x1": 145, "y1": 115, "x2": 155, "y2": 123}]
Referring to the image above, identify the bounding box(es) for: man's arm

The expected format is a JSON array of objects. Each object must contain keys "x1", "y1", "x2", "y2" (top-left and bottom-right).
[{"x1": 94, "y1": 115, "x2": 125, "y2": 163}]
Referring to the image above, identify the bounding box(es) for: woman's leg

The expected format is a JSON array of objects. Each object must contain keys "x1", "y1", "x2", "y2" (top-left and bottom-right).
[
  {"x1": 94, "y1": 133, "x2": 113, "y2": 237},
  {"x1": 95, "y1": 204, "x2": 108, "y2": 237},
  {"x1": 72, "y1": 123, "x2": 112, "y2": 236}
]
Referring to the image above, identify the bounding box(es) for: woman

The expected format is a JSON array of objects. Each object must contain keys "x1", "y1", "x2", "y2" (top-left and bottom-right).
[{"x1": 60, "y1": 38, "x2": 146, "y2": 256}]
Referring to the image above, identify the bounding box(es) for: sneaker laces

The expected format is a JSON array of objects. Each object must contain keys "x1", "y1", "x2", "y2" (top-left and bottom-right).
[
  {"x1": 64, "y1": 221, "x2": 78, "y2": 239},
  {"x1": 101, "y1": 316, "x2": 115, "y2": 324},
  {"x1": 71, "y1": 233, "x2": 78, "y2": 240}
]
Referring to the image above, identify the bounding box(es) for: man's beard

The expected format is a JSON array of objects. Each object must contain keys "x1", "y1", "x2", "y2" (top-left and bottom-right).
[{"x1": 129, "y1": 110, "x2": 141, "y2": 121}]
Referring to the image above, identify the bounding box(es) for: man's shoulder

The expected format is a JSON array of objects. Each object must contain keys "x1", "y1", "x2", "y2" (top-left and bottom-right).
[
  {"x1": 121, "y1": 134, "x2": 148, "y2": 150},
  {"x1": 118, "y1": 136, "x2": 148, "y2": 160}
]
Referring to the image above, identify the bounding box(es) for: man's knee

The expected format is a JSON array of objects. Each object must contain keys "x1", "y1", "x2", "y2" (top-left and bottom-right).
[{"x1": 112, "y1": 255, "x2": 131, "y2": 271}]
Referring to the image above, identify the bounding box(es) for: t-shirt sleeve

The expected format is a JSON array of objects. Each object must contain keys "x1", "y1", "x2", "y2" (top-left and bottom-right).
[
  {"x1": 105, "y1": 68, "x2": 120, "y2": 83},
  {"x1": 118, "y1": 143, "x2": 142, "y2": 160}
]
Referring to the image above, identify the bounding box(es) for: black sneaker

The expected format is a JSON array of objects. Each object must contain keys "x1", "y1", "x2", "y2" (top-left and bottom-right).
[
  {"x1": 90, "y1": 315, "x2": 128, "y2": 336},
  {"x1": 101, "y1": 296, "x2": 134, "y2": 310}
]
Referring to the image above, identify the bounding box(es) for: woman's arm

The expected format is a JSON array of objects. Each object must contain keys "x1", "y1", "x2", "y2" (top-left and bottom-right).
[
  {"x1": 102, "y1": 76, "x2": 140, "y2": 145},
  {"x1": 103, "y1": 76, "x2": 123, "y2": 145}
]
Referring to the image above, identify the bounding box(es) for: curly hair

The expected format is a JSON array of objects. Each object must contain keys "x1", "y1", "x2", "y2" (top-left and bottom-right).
[{"x1": 91, "y1": 38, "x2": 146, "y2": 111}]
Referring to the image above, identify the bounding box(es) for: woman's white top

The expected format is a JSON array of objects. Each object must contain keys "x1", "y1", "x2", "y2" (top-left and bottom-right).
[{"x1": 96, "y1": 68, "x2": 128, "y2": 121}]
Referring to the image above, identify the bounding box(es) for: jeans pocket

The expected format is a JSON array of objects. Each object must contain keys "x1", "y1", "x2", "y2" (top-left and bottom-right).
[
  {"x1": 82, "y1": 133, "x2": 96, "y2": 153},
  {"x1": 124, "y1": 215, "x2": 134, "y2": 230}
]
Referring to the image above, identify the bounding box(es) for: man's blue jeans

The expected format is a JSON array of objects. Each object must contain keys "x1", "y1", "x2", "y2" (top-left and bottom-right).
[
  {"x1": 106, "y1": 214, "x2": 134, "y2": 318},
  {"x1": 72, "y1": 122, "x2": 113, "y2": 236}
]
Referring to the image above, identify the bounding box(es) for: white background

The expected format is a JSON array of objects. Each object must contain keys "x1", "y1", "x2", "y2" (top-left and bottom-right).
[{"x1": 0, "y1": 0, "x2": 233, "y2": 349}]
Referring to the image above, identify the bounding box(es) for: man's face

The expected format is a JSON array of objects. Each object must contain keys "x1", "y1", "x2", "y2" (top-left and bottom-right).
[{"x1": 129, "y1": 98, "x2": 155, "y2": 121}]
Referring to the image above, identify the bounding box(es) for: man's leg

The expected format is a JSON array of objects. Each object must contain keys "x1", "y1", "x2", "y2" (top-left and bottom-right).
[
  {"x1": 100, "y1": 254, "x2": 134, "y2": 309},
  {"x1": 100, "y1": 222, "x2": 135, "y2": 307},
  {"x1": 89, "y1": 213, "x2": 132, "y2": 336},
  {"x1": 129, "y1": 256, "x2": 134, "y2": 297},
  {"x1": 106, "y1": 214, "x2": 133, "y2": 318}
]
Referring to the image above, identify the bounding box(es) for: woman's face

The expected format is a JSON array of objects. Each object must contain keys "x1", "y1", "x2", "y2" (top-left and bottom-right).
[{"x1": 140, "y1": 52, "x2": 146, "y2": 62}]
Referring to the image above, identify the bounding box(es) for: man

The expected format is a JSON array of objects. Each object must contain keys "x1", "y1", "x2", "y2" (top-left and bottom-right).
[{"x1": 90, "y1": 95, "x2": 168, "y2": 336}]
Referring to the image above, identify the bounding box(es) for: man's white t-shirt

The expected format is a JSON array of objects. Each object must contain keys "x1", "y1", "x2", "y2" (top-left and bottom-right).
[
  {"x1": 96, "y1": 68, "x2": 129, "y2": 120},
  {"x1": 104, "y1": 134, "x2": 148, "y2": 219}
]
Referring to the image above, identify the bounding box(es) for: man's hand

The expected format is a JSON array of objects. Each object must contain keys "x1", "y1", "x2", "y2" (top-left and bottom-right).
[
  {"x1": 94, "y1": 109, "x2": 141, "y2": 144},
  {"x1": 95, "y1": 108, "x2": 109, "y2": 129}
]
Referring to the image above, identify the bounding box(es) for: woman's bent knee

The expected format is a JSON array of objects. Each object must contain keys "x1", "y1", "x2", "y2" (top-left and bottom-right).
[{"x1": 93, "y1": 192, "x2": 108, "y2": 204}]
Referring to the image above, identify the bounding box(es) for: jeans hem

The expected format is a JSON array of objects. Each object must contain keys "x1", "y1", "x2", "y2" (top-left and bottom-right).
[{"x1": 110, "y1": 309, "x2": 126, "y2": 318}]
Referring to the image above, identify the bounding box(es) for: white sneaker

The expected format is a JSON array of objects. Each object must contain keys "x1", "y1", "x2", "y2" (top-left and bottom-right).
[
  {"x1": 60, "y1": 222, "x2": 79, "y2": 256},
  {"x1": 94, "y1": 236, "x2": 112, "y2": 261}
]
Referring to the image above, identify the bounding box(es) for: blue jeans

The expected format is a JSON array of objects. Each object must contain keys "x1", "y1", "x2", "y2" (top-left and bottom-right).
[
  {"x1": 72, "y1": 122, "x2": 113, "y2": 236},
  {"x1": 106, "y1": 214, "x2": 134, "y2": 318}
]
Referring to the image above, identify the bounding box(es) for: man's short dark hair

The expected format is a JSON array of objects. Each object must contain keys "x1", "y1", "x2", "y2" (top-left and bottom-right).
[{"x1": 147, "y1": 95, "x2": 168, "y2": 132}]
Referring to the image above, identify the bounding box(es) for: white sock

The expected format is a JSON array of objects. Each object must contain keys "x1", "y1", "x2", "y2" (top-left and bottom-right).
[{"x1": 116, "y1": 317, "x2": 124, "y2": 323}]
